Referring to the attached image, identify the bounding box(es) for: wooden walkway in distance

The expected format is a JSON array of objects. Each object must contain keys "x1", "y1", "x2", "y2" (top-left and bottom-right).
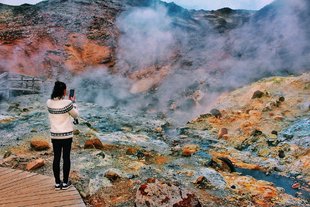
[
  {"x1": 0, "y1": 72, "x2": 42, "y2": 98},
  {"x1": 0, "y1": 167, "x2": 85, "y2": 207}
]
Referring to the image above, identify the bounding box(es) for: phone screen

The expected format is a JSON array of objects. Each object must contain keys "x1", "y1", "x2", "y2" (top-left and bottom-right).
[{"x1": 69, "y1": 89, "x2": 75, "y2": 98}]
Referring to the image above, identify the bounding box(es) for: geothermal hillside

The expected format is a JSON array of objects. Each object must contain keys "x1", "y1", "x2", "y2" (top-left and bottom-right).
[
  {"x1": 0, "y1": 0, "x2": 309, "y2": 121},
  {"x1": 0, "y1": 0, "x2": 309, "y2": 206}
]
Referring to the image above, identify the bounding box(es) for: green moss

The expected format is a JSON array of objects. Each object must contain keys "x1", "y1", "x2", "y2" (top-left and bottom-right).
[
  {"x1": 304, "y1": 82, "x2": 310, "y2": 90},
  {"x1": 270, "y1": 77, "x2": 285, "y2": 84}
]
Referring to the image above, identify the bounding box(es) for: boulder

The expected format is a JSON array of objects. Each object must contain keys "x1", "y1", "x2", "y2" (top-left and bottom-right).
[
  {"x1": 210, "y1": 109, "x2": 222, "y2": 118},
  {"x1": 251, "y1": 129, "x2": 263, "y2": 136},
  {"x1": 274, "y1": 115, "x2": 284, "y2": 121},
  {"x1": 3, "y1": 150, "x2": 12, "y2": 159},
  {"x1": 96, "y1": 151, "x2": 105, "y2": 159},
  {"x1": 208, "y1": 157, "x2": 235, "y2": 173},
  {"x1": 135, "y1": 179, "x2": 201, "y2": 207},
  {"x1": 251, "y1": 90, "x2": 264, "y2": 99},
  {"x1": 30, "y1": 140, "x2": 50, "y2": 151},
  {"x1": 182, "y1": 144, "x2": 199, "y2": 157},
  {"x1": 218, "y1": 128, "x2": 228, "y2": 139},
  {"x1": 26, "y1": 158, "x2": 44, "y2": 171},
  {"x1": 126, "y1": 147, "x2": 138, "y2": 155},
  {"x1": 194, "y1": 176, "x2": 214, "y2": 189},
  {"x1": 146, "y1": 178, "x2": 156, "y2": 183},
  {"x1": 173, "y1": 193, "x2": 202, "y2": 207},
  {"x1": 278, "y1": 150, "x2": 285, "y2": 158},
  {"x1": 278, "y1": 96, "x2": 285, "y2": 102},
  {"x1": 291, "y1": 183, "x2": 300, "y2": 189},
  {"x1": 84, "y1": 138, "x2": 104, "y2": 150},
  {"x1": 104, "y1": 169, "x2": 121, "y2": 182},
  {"x1": 73, "y1": 129, "x2": 80, "y2": 135}
]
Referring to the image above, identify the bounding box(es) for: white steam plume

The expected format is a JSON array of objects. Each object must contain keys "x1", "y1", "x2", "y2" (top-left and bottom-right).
[{"x1": 72, "y1": 0, "x2": 310, "y2": 125}]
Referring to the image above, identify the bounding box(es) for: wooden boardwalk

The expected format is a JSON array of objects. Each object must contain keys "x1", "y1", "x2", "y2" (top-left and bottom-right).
[
  {"x1": 0, "y1": 167, "x2": 85, "y2": 207},
  {"x1": 0, "y1": 72, "x2": 42, "y2": 98}
]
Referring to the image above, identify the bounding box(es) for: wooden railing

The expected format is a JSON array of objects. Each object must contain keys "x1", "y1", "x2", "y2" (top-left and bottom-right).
[{"x1": 0, "y1": 72, "x2": 42, "y2": 98}]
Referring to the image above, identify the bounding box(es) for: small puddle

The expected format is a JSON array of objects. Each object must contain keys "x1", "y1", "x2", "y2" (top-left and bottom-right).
[{"x1": 236, "y1": 168, "x2": 310, "y2": 200}]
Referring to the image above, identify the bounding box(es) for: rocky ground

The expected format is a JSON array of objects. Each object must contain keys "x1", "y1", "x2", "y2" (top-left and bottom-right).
[{"x1": 0, "y1": 72, "x2": 309, "y2": 207}]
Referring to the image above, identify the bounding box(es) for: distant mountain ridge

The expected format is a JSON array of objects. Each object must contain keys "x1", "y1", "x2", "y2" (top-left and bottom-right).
[
  {"x1": 0, "y1": 0, "x2": 309, "y2": 95},
  {"x1": 0, "y1": 0, "x2": 309, "y2": 122},
  {"x1": 0, "y1": 0, "x2": 253, "y2": 75}
]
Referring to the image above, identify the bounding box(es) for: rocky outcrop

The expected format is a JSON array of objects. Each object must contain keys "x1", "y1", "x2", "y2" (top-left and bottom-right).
[{"x1": 135, "y1": 179, "x2": 201, "y2": 207}]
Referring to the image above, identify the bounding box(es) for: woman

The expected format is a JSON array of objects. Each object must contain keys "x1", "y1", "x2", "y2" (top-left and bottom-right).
[{"x1": 47, "y1": 81, "x2": 79, "y2": 190}]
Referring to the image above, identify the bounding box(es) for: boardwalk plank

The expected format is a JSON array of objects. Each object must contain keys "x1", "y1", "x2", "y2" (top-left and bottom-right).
[
  {"x1": 0, "y1": 167, "x2": 10, "y2": 173},
  {"x1": 0, "y1": 186, "x2": 77, "y2": 199},
  {"x1": 0, "y1": 170, "x2": 24, "y2": 181},
  {"x1": 0, "y1": 187, "x2": 78, "y2": 200},
  {"x1": 0, "y1": 168, "x2": 17, "y2": 177},
  {"x1": 0, "y1": 171, "x2": 34, "y2": 187},
  {"x1": 59, "y1": 203, "x2": 86, "y2": 207},
  {"x1": 1, "y1": 172, "x2": 44, "y2": 186},
  {"x1": 0, "y1": 167, "x2": 85, "y2": 207},
  {"x1": 10, "y1": 194, "x2": 79, "y2": 206},
  {"x1": 0, "y1": 170, "x2": 13, "y2": 177},
  {"x1": 0, "y1": 190, "x2": 79, "y2": 204},
  {"x1": 3, "y1": 182, "x2": 60, "y2": 195},
  {"x1": 29, "y1": 199, "x2": 85, "y2": 207},
  {"x1": 0, "y1": 174, "x2": 36, "y2": 190},
  {"x1": 0, "y1": 175, "x2": 51, "y2": 192}
]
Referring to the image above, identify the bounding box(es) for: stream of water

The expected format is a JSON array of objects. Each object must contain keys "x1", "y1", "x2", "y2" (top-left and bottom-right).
[{"x1": 236, "y1": 168, "x2": 310, "y2": 201}]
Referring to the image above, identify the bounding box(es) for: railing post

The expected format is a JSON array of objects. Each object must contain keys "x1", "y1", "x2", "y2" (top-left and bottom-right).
[
  {"x1": 32, "y1": 77, "x2": 35, "y2": 92},
  {"x1": 21, "y1": 75, "x2": 24, "y2": 89},
  {"x1": 6, "y1": 73, "x2": 9, "y2": 99}
]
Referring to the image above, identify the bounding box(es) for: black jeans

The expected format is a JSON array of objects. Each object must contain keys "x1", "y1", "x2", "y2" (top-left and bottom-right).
[{"x1": 52, "y1": 138, "x2": 72, "y2": 184}]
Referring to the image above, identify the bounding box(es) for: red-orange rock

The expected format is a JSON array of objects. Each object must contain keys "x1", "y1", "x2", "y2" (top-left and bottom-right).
[
  {"x1": 274, "y1": 115, "x2": 284, "y2": 121},
  {"x1": 173, "y1": 193, "x2": 201, "y2": 207},
  {"x1": 126, "y1": 147, "x2": 138, "y2": 155},
  {"x1": 26, "y1": 158, "x2": 44, "y2": 171},
  {"x1": 154, "y1": 156, "x2": 169, "y2": 165},
  {"x1": 30, "y1": 140, "x2": 50, "y2": 151},
  {"x1": 195, "y1": 176, "x2": 206, "y2": 184},
  {"x1": 65, "y1": 34, "x2": 112, "y2": 72},
  {"x1": 182, "y1": 144, "x2": 199, "y2": 157},
  {"x1": 84, "y1": 138, "x2": 104, "y2": 150},
  {"x1": 146, "y1": 178, "x2": 156, "y2": 183},
  {"x1": 291, "y1": 183, "x2": 300, "y2": 189},
  {"x1": 135, "y1": 180, "x2": 201, "y2": 207},
  {"x1": 218, "y1": 128, "x2": 228, "y2": 139}
]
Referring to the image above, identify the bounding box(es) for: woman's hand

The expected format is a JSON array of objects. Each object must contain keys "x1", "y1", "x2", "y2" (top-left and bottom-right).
[{"x1": 69, "y1": 96, "x2": 76, "y2": 102}]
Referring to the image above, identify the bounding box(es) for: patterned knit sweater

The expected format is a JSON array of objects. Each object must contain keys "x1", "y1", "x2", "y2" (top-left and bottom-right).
[{"x1": 47, "y1": 98, "x2": 79, "y2": 139}]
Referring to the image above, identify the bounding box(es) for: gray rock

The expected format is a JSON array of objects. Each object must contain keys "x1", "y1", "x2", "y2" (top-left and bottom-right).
[
  {"x1": 210, "y1": 109, "x2": 222, "y2": 118},
  {"x1": 251, "y1": 90, "x2": 264, "y2": 99},
  {"x1": 197, "y1": 168, "x2": 226, "y2": 190}
]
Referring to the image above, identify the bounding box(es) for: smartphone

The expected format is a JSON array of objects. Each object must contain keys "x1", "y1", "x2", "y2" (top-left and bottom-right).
[{"x1": 69, "y1": 89, "x2": 75, "y2": 99}]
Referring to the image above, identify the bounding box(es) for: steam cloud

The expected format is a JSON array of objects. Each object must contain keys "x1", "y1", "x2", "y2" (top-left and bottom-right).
[
  {"x1": 116, "y1": 6, "x2": 176, "y2": 71},
  {"x1": 71, "y1": 0, "x2": 310, "y2": 124}
]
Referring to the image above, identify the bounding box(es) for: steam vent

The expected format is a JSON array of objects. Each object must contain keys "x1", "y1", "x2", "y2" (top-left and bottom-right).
[{"x1": 0, "y1": 0, "x2": 309, "y2": 206}]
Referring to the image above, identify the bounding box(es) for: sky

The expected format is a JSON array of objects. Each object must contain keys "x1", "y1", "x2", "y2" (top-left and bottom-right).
[
  {"x1": 1, "y1": 0, "x2": 274, "y2": 10},
  {"x1": 163, "y1": 0, "x2": 274, "y2": 10}
]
